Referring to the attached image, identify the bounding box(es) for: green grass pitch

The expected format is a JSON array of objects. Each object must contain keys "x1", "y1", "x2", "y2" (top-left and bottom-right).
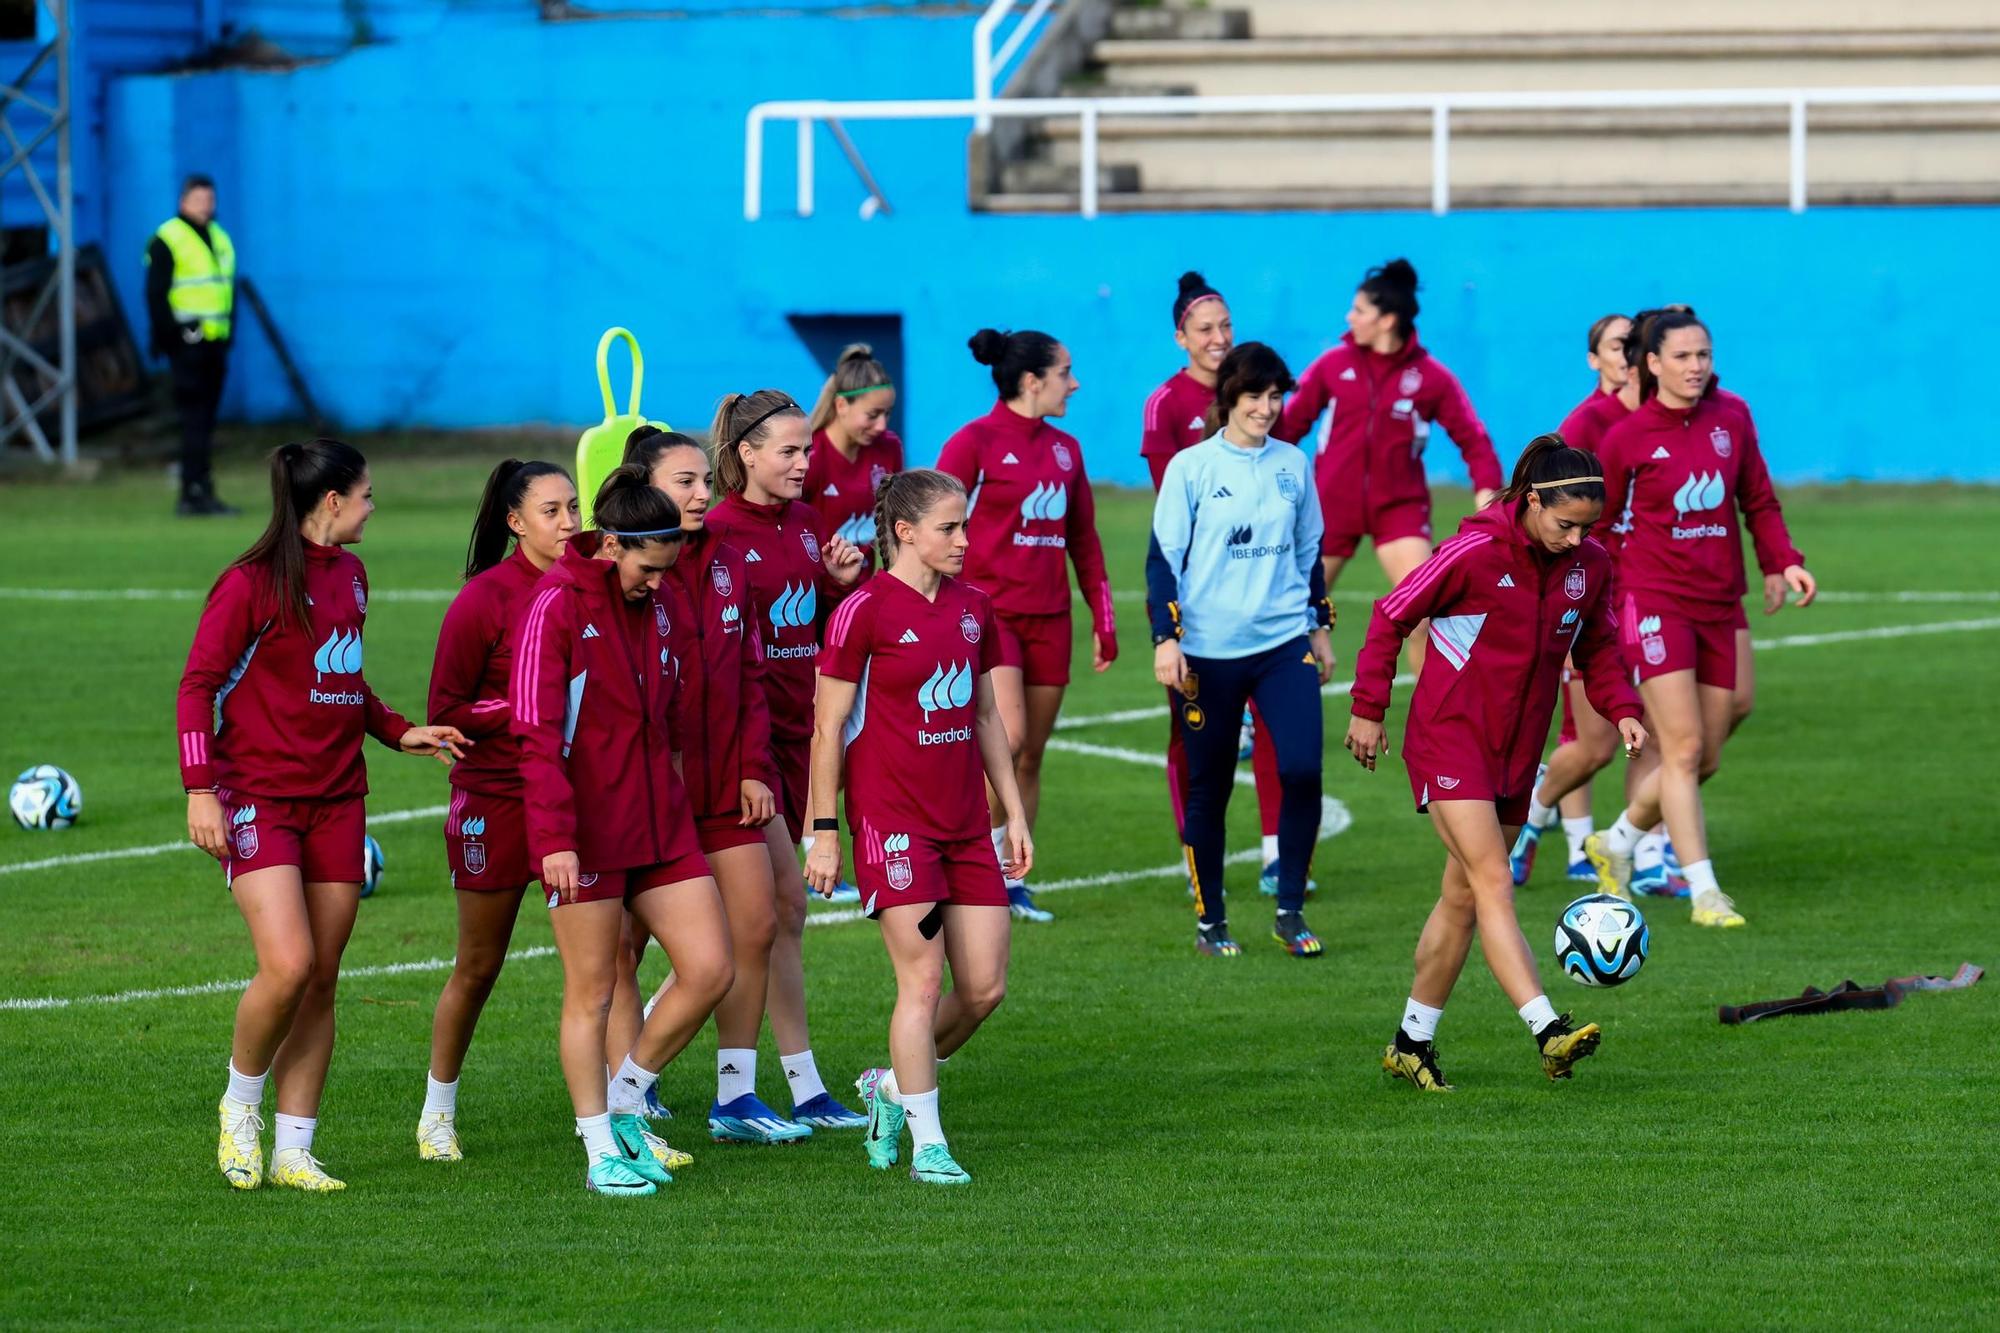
[{"x1": 0, "y1": 448, "x2": 1995, "y2": 1328}]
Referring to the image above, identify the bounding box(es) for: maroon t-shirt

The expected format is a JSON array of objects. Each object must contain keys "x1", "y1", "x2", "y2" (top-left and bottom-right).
[{"x1": 819, "y1": 573, "x2": 1001, "y2": 843}]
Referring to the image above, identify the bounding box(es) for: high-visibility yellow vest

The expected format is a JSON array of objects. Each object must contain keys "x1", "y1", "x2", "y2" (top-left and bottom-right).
[{"x1": 150, "y1": 217, "x2": 235, "y2": 341}]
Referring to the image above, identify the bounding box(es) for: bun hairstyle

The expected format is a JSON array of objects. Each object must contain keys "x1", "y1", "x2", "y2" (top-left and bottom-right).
[
  {"x1": 464, "y1": 457, "x2": 572, "y2": 580},
  {"x1": 871, "y1": 468, "x2": 967, "y2": 572},
  {"x1": 591, "y1": 462, "x2": 682, "y2": 546},
  {"x1": 226, "y1": 437, "x2": 368, "y2": 629},
  {"x1": 1632, "y1": 307, "x2": 1709, "y2": 403},
  {"x1": 1205, "y1": 341, "x2": 1297, "y2": 435},
  {"x1": 968, "y1": 327, "x2": 1061, "y2": 400},
  {"x1": 1357, "y1": 257, "x2": 1420, "y2": 337},
  {"x1": 808, "y1": 343, "x2": 894, "y2": 434},
  {"x1": 622, "y1": 423, "x2": 704, "y2": 477},
  {"x1": 1498, "y1": 433, "x2": 1606, "y2": 511},
  {"x1": 1173, "y1": 270, "x2": 1227, "y2": 329},
  {"x1": 709, "y1": 389, "x2": 804, "y2": 497}
]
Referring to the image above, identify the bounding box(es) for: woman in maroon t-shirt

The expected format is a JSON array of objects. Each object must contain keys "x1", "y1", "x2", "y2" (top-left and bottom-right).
[
  {"x1": 804, "y1": 343, "x2": 904, "y2": 578},
  {"x1": 806, "y1": 469, "x2": 1032, "y2": 1187}
]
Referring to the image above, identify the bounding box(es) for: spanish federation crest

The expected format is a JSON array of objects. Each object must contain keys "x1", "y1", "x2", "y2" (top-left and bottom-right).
[
  {"x1": 1710, "y1": 427, "x2": 1732, "y2": 458},
  {"x1": 1564, "y1": 567, "x2": 1587, "y2": 601},
  {"x1": 1052, "y1": 442, "x2": 1074, "y2": 473},
  {"x1": 710, "y1": 563, "x2": 733, "y2": 598},
  {"x1": 235, "y1": 824, "x2": 259, "y2": 860},
  {"x1": 654, "y1": 602, "x2": 671, "y2": 637},
  {"x1": 886, "y1": 855, "x2": 914, "y2": 891},
  {"x1": 1276, "y1": 469, "x2": 1301, "y2": 503},
  {"x1": 1398, "y1": 366, "x2": 1424, "y2": 396},
  {"x1": 960, "y1": 611, "x2": 981, "y2": 644},
  {"x1": 800, "y1": 530, "x2": 822, "y2": 563},
  {"x1": 462, "y1": 839, "x2": 487, "y2": 876},
  {"x1": 352, "y1": 577, "x2": 367, "y2": 614}
]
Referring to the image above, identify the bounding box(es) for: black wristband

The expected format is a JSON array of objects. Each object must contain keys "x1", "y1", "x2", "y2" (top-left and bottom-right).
[{"x1": 811, "y1": 817, "x2": 839, "y2": 832}]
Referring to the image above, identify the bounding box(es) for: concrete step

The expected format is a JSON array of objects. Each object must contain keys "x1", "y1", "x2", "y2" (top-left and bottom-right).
[
  {"x1": 1211, "y1": 0, "x2": 2000, "y2": 39},
  {"x1": 996, "y1": 158, "x2": 1143, "y2": 195},
  {"x1": 978, "y1": 179, "x2": 2000, "y2": 212},
  {"x1": 1109, "y1": 6, "x2": 1250, "y2": 41},
  {"x1": 1036, "y1": 104, "x2": 2000, "y2": 140},
  {"x1": 1093, "y1": 31, "x2": 2000, "y2": 95}
]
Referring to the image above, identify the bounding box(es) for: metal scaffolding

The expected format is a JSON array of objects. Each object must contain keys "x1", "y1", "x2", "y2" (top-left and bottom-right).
[{"x1": 0, "y1": 0, "x2": 76, "y2": 465}]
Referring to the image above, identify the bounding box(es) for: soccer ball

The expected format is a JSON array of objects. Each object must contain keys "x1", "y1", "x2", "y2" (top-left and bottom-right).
[
  {"x1": 9, "y1": 765, "x2": 82, "y2": 831},
  {"x1": 1555, "y1": 893, "x2": 1648, "y2": 987},
  {"x1": 360, "y1": 834, "x2": 385, "y2": 898}
]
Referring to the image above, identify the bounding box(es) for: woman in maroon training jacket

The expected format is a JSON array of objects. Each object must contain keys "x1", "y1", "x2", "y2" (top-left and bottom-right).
[
  {"x1": 1586, "y1": 311, "x2": 1816, "y2": 929},
  {"x1": 1277, "y1": 258, "x2": 1502, "y2": 673},
  {"x1": 1346, "y1": 436, "x2": 1644, "y2": 1091},
  {"x1": 705, "y1": 390, "x2": 871, "y2": 1136},
  {"x1": 511, "y1": 466, "x2": 733, "y2": 1197},
  {"x1": 417, "y1": 457, "x2": 577, "y2": 1164},
  {"x1": 179, "y1": 438, "x2": 466, "y2": 1193},
  {"x1": 936, "y1": 327, "x2": 1117, "y2": 922}
]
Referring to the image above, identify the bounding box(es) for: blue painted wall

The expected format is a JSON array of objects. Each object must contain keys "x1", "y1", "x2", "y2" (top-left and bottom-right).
[{"x1": 95, "y1": 5, "x2": 1992, "y2": 483}]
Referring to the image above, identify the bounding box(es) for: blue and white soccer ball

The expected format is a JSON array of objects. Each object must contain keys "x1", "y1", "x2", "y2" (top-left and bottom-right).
[
  {"x1": 9, "y1": 764, "x2": 82, "y2": 831},
  {"x1": 1556, "y1": 893, "x2": 1648, "y2": 987},
  {"x1": 360, "y1": 834, "x2": 385, "y2": 898}
]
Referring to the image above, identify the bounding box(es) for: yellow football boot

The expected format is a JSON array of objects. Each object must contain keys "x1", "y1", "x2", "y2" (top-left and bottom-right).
[
  {"x1": 417, "y1": 1112, "x2": 463, "y2": 1162},
  {"x1": 270, "y1": 1147, "x2": 347, "y2": 1192},
  {"x1": 1691, "y1": 889, "x2": 1747, "y2": 928},
  {"x1": 1537, "y1": 1015, "x2": 1602, "y2": 1081},
  {"x1": 217, "y1": 1098, "x2": 264, "y2": 1190},
  {"x1": 1382, "y1": 1038, "x2": 1455, "y2": 1092}
]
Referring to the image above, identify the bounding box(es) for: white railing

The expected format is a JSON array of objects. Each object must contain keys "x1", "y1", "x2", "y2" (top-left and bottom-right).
[
  {"x1": 745, "y1": 84, "x2": 2000, "y2": 222},
  {"x1": 973, "y1": 0, "x2": 1060, "y2": 134}
]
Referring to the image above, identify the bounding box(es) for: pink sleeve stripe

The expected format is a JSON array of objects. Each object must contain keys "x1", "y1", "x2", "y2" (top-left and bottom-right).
[
  {"x1": 180, "y1": 731, "x2": 208, "y2": 767},
  {"x1": 512, "y1": 586, "x2": 563, "y2": 727},
  {"x1": 1143, "y1": 385, "x2": 1170, "y2": 432},
  {"x1": 469, "y1": 698, "x2": 510, "y2": 714},
  {"x1": 824, "y1": 585, "x2": 873, "y2": 647},
  {"x1": 1381, "y1": 532, "x2": 1491, "y2": 620}
]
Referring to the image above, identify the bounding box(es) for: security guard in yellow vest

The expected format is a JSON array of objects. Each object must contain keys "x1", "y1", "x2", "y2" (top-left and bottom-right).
[{"x1": 144, "y1": 174, "x2": 239, "y2": 516}]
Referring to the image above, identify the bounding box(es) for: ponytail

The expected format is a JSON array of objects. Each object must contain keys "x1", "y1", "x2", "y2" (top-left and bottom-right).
[
  {"x1": 623, "y1": 424, "x2": 704, "y2": 477},
  {"x1": 709, "y1": 389, "x2": 804, "y2": 497},
  {"x1": 464, "y1": 457, "x2": 572, "y2": 580},
  {"x1": 873, "y1": 468, "x2": 966, "y2": 571},
  {"x1": 593, "y1": 463, "x2": 682, "y2": 546},
  {"x1": 227, "y1": 437, "x2": 366, "y2": 629},
  {"x1": 968, "y1": 327, "x2": 1061, "y2": 401},
  {"x1": 1498, "y1": 433, "x2": 1605, "y2": 510},
  {"x1": 807, "y1": 344, "x2": 893, "y2": 434}
]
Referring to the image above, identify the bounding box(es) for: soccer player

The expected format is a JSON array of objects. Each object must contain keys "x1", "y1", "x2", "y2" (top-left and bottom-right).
[
  {"x1": 1140, "y1": 272, "x2": 1300, "y2": 899},
  {"x1": 1585, "y1": 311, "x2": 1817, "y2": 927},
  {"x1": 936, "y1": 327, "x2": 1117, "y2": 922},
  {"x1": 1147, "y1": 343, "x2": 1335, "y2": 958},
  {"x1": 705, "y1": 391, "x2": 872, "y2": 1135},
  {"x1": 417, "y1": 458, "x2": 577, "y2": 1163},
  {"x1": 804, "y1": 469, "x2": 1032, "y2": 1186},
  {"x1": 511, "y1": 466, "x2": 734, "y2": 1196},
  {"x1": 179, "y1": 438, "x2": 467, "y2": 1191},
  {"x1": 1275, "y1": 258, "x2": 1502, "y2": 674},
  {"x1": 1512, "y1": 313, "x2": 1637, "y2": 887},
  {"x1": 1346, "y1": 435, "x2": 1645, "y2": 1090},
  {"x1": 804, "y1": 343, "x2": 904, "y2": 581}
]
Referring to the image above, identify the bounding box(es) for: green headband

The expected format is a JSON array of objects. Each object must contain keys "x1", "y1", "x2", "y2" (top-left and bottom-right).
[{"x1": 836, "y1": 383, "x2": 892, "y2": 399}]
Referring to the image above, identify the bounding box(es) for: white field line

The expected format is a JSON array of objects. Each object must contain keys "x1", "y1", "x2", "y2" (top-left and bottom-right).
[
  {"x1": 1752, "y1": 616, "x2": 2000, "y2": 649},
  {"x1": 1060, "y1": 673, "x2": 1416, "y2": 731},
  {"x1": 0, "y1": 805, "x2": 448, "y2": 878}
]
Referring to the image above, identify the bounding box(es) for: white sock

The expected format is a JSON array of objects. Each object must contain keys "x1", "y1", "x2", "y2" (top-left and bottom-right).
[
  {"x1": 273, "y1": 1113, "x2": 316, "y2": 1155},
  {"x1": 1635, "y1": 829, "x2": 1666, "y2": 869},
  {"x1": 1518, "y1": 995, "x2": 1559, "y2": 1035},
  {"x1": 225, "y1": 1060, "x2": 265, "y2": 1109},
  {"x1": 879, "y1": 1067, "x2": 903, "y2": 1105},
  {"x1": 781, "y1": 1049, "x2": 828, "y2": 1105},
  {"x1": 1261, "y1": 833, "x2": 1280, "y2": 864},
  {"x1": 1526, "y1": 795, "x2": 1557, "y2": 831},
  {"x1": 576, "y1": 1112, "x2": 615, "y2": 1161},
  {"x1": 901, "y1": 1087, "x2": 945, "y2": 1151},
  {"x1": 1605, "y1": 812, "x2": 1645, "y2": 856},
  {"x1": 1562, "y1": 815, "x2": 1594, "y2": 861},
  {"x1": 800, "y1": 833, "x2": 817, "y2": 856},
  {"x1": 1399, "y1": 998, "x2": 1443, "y2": 1043},
  {"x1": 608, "y1": 1055, "x2": 660, "y2": 1115},
  {"x1": 716, "y1": 1048, "x2": 756, "y2": 1104},
  {"x1": 1683, "y1": 858, "x2": 1721, "y2": 898},
  {"x1": 423, "y1": 1073, "x2": 458, "y2": 1117}
]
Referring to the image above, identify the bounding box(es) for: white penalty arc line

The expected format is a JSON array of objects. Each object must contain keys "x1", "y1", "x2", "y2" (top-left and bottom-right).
[{"x1": 0, "y1": 805, "x2": 448, "y2": 879}]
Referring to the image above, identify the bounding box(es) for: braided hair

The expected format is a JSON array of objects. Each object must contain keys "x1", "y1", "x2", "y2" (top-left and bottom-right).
[{"x1": 872, "y1": 468, "x2": 967, "y2": 572}]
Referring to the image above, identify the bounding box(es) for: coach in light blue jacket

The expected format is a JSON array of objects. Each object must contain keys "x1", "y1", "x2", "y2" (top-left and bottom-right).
[{"x1": 1147, "y1": 341, "x2": 1335, "y2": 959}]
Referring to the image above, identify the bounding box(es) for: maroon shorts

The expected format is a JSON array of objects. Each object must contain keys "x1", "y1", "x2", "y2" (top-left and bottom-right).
[
  {"x1": 547, "y1": 852, "x2": 712, "y2": 909},
  {"x1": 445, "y1": 787, "x2": 534, "y2": 891},
  {"x1": 219, "y1": 789, "x2": 366, "y2": 887},
  {"x1": 1321, "y1": 496, "x2": 1433, "y2": 560},
  {"x1": 1404, "y1": 754, "x2": 1531, "y2": 829},
  {"x1": 1620, "y1": 590, "x2": 1746, "y2": 689},
  {"x1": 772, "y1": 738, "x2": 810, "y2": 844},
  {"x1": 992, "y1": 610, "x2": 1073, "y2": 687},
  {"x1": 853, "y1": 825, "x2": 1008, "y2": 916},
  {"x1": 696, "y1": 812, "x2": 770, "y2": 855}
]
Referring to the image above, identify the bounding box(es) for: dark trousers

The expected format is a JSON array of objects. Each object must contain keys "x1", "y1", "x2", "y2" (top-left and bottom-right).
[
  {"x1": 170, "y1": 341, "x2": 229, "y2": 497},
  {"x1": 1178, "y1": 635, "x2": 1323, "y2": 924}
]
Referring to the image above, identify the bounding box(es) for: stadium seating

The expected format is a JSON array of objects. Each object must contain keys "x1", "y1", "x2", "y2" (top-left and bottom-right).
[{"x1": 986, "y1": 0, "x2": 2000, "y2": 210}]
